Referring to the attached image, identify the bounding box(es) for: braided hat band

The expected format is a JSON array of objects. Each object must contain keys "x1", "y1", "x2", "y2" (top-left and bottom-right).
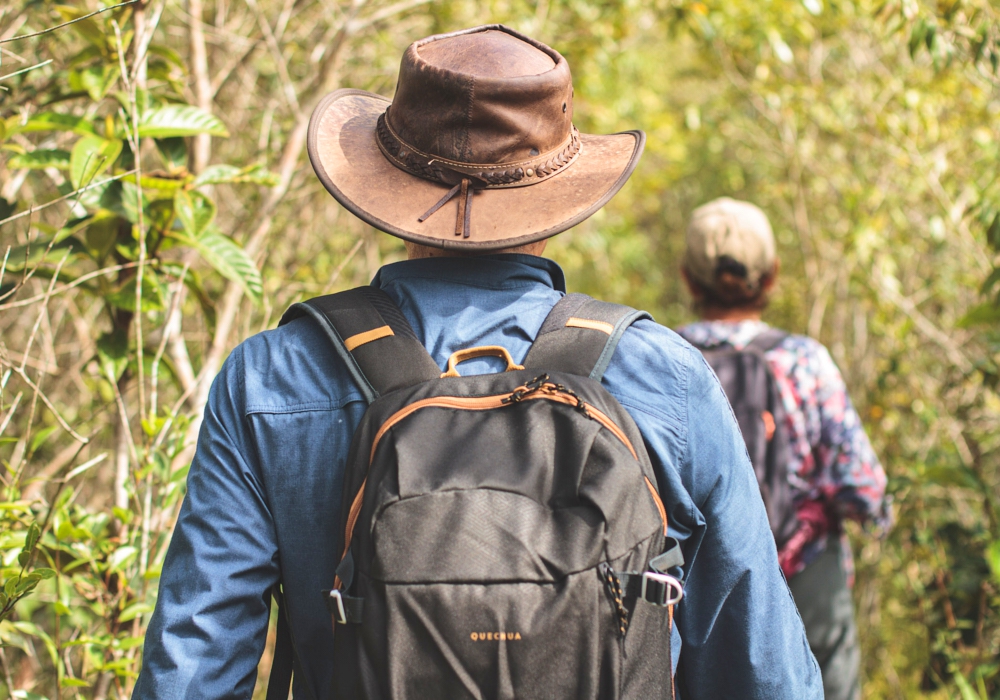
[{"x1": 376, "y1": 112, "x2": 583, "y2": 239}]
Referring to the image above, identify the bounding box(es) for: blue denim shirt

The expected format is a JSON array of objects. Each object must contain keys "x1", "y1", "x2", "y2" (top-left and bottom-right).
[{"x1": 134, "y1": 255, "x2": 821, "y2": 700}]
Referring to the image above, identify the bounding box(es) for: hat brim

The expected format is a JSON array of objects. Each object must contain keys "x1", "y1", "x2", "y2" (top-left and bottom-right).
[{"x1": 307, "y1": 89, "x2": 645, "y2": 251}]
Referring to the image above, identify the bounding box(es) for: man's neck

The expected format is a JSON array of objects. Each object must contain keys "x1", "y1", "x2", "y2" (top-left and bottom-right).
[
  {"x1": 405, "y1": 240, "x2": 547, "y2": 259},
  {"x1": 699, "y1": 307, "x2": 763, "y2": 322}
]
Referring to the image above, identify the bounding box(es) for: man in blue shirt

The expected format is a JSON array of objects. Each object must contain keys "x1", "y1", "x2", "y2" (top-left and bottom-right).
[{"x1": 135, "y1": 25, "x2": 821, "y2": 699}]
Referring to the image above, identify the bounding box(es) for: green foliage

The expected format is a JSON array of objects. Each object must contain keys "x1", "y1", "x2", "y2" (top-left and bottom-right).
[{"x1": 1, "y1": 0, "x2": 998, "y2": 697}]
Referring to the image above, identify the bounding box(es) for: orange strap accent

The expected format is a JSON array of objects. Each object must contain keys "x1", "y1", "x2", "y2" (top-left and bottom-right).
[
  {"x1": 762, "y1": 410, "x2": 776, "y2": 441},
  {"x1": 645, "y1": 476, "x2": 668, "y2": 536},
  {"x1": 565, "y1": 317, "x2": 614, "y2": 335},
  {"x1": 343, "y1": 325, "x2": 394, "y2": 351}
]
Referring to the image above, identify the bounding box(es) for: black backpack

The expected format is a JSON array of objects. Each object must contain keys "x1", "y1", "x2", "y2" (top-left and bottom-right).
[
  {"x1": 688, "y1": 329, "x2": 798, "y2": 549},
  {"x1": 270, "y1": 289, "x2": 685, "y2": 700}
]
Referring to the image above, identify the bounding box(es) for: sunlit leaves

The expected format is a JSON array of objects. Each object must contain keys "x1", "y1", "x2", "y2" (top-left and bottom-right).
[
  {"x1": 174, "y1": 190, "x2": 216, "y2": 236},
  {"x1": 9, "y1": 112, "x2": 96, "y2": 136},
  {"x1": 69, "y1": 135, "x2": 122, "y2": 189},
  {"x1": 193, "y1": 164, "x2": 280, "y2": 187},
  {"x1": 179, "y1": 230, "x2": 263, "y2": 306},
  {"x1": 137, "y1": 104, "x2": 229, "y2": 138},
  {"x1": 7, "y1": 149, "x2": 71, "y2": 171}
]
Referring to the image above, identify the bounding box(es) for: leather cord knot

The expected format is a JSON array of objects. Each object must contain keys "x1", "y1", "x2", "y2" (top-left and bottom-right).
[{"x1": 417, "y1": 177, "x2": 478, "y2": 238}]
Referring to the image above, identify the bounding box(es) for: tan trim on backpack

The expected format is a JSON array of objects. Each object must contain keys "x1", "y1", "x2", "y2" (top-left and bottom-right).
[
  {"x1": 565, "y1": 317, "x2": 614, "y2": 334},
  {"x1": 344, "y1": 325, "x2": 394, "y2": 351}
]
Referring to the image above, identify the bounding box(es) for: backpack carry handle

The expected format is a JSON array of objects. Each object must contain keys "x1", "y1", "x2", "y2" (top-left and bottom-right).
[{"x1": 441, "y1": 345, "x2": 525, "y2": 378}]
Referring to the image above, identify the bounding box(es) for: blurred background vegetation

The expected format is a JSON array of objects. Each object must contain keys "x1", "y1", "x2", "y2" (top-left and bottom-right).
[{"x1": 0, "y1": 0, "x2": 998, "y2": 697}]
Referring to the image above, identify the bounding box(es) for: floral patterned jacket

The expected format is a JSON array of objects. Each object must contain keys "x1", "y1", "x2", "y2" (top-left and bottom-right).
[{"x1": 679, "y1": 320, "x2": 892, "y2": 580}]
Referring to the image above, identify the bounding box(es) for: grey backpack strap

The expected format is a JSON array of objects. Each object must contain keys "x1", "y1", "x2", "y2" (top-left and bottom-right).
[
  {"x1": 523, "y1": 293, "x2": 652, "y2": 381},
  {"x1": 745, "y1": 328, "x2": 789, "y2": 355},
  {"x1": 278, "y1": 287, "x2": 441, "y2": 404}
]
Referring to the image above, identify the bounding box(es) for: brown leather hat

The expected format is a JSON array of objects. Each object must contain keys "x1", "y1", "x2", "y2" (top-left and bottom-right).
[{"x1": 307, "y1": 25, "x2": 645, "y2": 251}]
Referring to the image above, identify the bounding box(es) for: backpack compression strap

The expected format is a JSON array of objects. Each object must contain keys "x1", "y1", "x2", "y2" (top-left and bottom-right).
[
  {"x1": 522, "y1": 293, "x2": 652, "y2": 381},
  {"x1": 278, "y1": 287, "x2": 440, "y2": 404}
]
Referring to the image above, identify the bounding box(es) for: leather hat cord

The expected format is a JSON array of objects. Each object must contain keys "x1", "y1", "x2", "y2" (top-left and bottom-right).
[{"x1": 417, "y1": 177, "x2": 477, "y2": 238}]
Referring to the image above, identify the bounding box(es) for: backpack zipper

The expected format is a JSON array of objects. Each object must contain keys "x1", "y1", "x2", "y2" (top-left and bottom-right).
[{"x1": 334, "y1": 375, "x2": 667, "y2": 589}]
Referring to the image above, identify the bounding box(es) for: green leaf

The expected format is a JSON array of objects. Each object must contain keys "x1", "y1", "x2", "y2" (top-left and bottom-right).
[
  {"x1": 181, "y1": 230, "x2": 263, "y2": 305},
  {"x1": 60, "y1": 678, "x2": 90, "y2": 688},
  {"x1": 981, "y1": 266, "x2": 1000, "y2": 295},
  {"x1": 958, "y1": 302, "x2": 1000, "y2": 328},
  {"x1": 954, "y1": 671, "x2": 981, "y2": 700},
  {"x1": 194, "y1": 164, "x2": 280, "y2": 187},
  {"x1": 107, "y1": 545, "x2": 137, "y2": 571},
  {"x1": 148, "y1": 44, "x2": 187, "y2": 70},
  {"x1": 909, "y1": 20, "x2": 927, "y2": 57},
  {"x1": 7, "y1": 149, "x2": 71, "y2": 170},
  {"x1": 25, "y1": 522, "x2": 41, "y2": 553},
  {"x1": 33, "y1": 568, "x2": 55, "y2": 580},
  {"x1": 985, "y1": 539, "x2": 1000, "y2": 586},
  {"x1": 55, "y1": 5, "x2": 107, "y2": 49},
  {"x1": 155, "y1": 137, "x2": 188, "y2": 173},
  {"x1": 11, "y1": 112, "x2": 96, "y2": 136},
  {"x1": 138, "y1": 105, "x2": 229, "y2": 138},
  {"x1": 10, "y1": 690, "x2": 50, "y2": 700},
  {"x1": 988, "y1": 213, "x2": 1000, "y2": 251},
  {"x1": 174, "y1": 190, "x2": 216, "y2": 236},
  {"x1": 112, "y1": 507, "x2": 133, "y2": 524},
  {"x1": 70, "y1": 135, "x2": 123, "y2": 189},
  {"x1": 97, "y1": 329, "x2": 129, "y2": 381},
  {"x1": 83, "y1": 212, "x2": 125, "y2": 262},
  {"x1": 105, "y1": 270, "x2": 166, "y2": 313},
  {"x1": 29, "y1": 426, "x2": 58, "y2": 454},
  {"x1": 118, "y1": 602, "x2": 154, "y2": 622},
  {"x1": 69, "y1": 65, "x2": 120, "y2": 102},
  {"x1": 14, "y1": 573, "x2": 42, "y2": 595}
]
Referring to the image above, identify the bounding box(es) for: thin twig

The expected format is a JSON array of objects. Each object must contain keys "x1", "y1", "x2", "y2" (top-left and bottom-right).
[
  {"x1": 150, "y1": 262, "x2": 189, "y2": 420},
  {"x1": 0, "y1": 170, "x2": 137, "y2": 230},
  {"x1": 0, "y1": 1, "x2": 140, "y2": 44},
  {"x1": 0, "y1": 262, "x2": 140, "y2": 311},
  {"x1": 0, "y1": 58, "x2": 52, "y2": 82},
  {"x1": 19, "y1": 250, "x2": 70, "y2": 374},
  {"x1": 0, "y1": 391, "x2": 23, "y2": 439},
  {"x1": 9, "y1": 366, "x2": 88, "y2": 443}
]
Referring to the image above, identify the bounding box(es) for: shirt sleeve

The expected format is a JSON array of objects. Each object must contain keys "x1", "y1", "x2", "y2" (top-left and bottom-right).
[
  {"x1": 133, "y1": 346, "x2": 278, "y2": 700},
  {"x1": 808, "y1": 344, "x2": 891, "y2": 528},
  {"x1": 673, "y1": 353, "x2": 823, "y2": 700}
]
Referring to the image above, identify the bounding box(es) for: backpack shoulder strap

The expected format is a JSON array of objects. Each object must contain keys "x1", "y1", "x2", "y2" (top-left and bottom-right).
[
  {"x1": 278, "y1": 286, "x2": 441, "y2": 404},
  {"x1": 744, "y1": 327, "x2": 789, "y2": 355},
  {"x1": 522, "y1": 293, "x2": 652, "y2": 381}
]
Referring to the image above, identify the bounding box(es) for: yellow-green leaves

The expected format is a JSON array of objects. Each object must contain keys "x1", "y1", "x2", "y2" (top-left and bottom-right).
[
  {"x1": 137, "y1": 104, "x2": 229, "y2": 138},
  {"x1": 174, "y1": 190, "x2": 216, "y2": 236},
  {"x1": 7, "y1": 149, "x2": 71, "y2": 170},
  {"x1": 193, "y1": 164, "x2": 279, "y2": 187},
  {"x1": 172, "y1": 190, "x2": 262, "y2": 304},
  {"x1": 70, "y1": 135, "x2": 122, "y2": 189},
  {"x1": 184, "y1": 232, "x2": 263, "y2": 306}
]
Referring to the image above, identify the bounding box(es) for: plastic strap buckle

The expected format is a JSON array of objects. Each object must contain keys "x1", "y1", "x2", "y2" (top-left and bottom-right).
[
  {"x1": 329, "y1": 589, "x2": 348, "y2": 625},
  {"x1": 641, "y1": 571, "x2": 684, "y2": 607}
]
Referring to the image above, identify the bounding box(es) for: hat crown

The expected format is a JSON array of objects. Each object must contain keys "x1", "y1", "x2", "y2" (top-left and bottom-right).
[{"x1": 386, "y1": 26, "x2": 574, "y2": 167}]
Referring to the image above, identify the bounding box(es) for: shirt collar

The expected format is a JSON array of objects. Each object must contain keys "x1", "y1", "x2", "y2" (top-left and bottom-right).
[
  {"x1": 679, "y1": 319, "x2": 771, "y2": 350},
  {"x1": 371, "y1": 254, "x2": 567, "y2": 293}
]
